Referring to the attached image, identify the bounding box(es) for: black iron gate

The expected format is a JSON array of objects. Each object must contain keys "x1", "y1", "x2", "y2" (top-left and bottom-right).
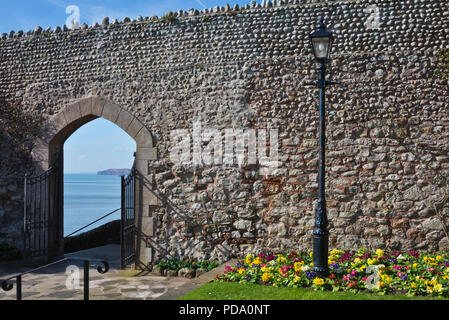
[
  {"x1": 23, "y1": 153, "x2": 62, "y2": 260},
  {"x1": 120, "y1": 164, "x2": 136, "y2": 269}
]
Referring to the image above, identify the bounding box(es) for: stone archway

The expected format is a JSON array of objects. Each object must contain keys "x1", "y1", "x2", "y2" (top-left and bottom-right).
[{"x1": 30, "y1": 96, "x2": 158, "y2": 267}]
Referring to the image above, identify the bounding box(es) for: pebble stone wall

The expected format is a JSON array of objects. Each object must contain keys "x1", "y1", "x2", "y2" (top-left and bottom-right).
[{"x1": 0, "y1": 0, "x2": 449, "y2": 264}]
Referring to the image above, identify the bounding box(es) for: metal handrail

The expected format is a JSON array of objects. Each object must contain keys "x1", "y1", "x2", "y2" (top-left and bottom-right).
[
  {"x1": 1, "y1": 257, "x2": 110, "y2": 300},
  {"x1": 63, "y1": 208, "x2": 121, "y2": 239}
]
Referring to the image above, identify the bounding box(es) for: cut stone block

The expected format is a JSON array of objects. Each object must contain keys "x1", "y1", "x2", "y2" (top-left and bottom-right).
[
  {"x1": 134, "y1": 127, "x2": 153, "y2": 148},
  {"x1": 91, "y1": 97, "x2": 106, "y2": 116},
  {"x1": 126, "y1": 118, "x2": 144, "y2": 139},
  {"x1": 101, "y1": 101, "x2": 122, "y2": 123},
  {"x1": 50, "y1": 111, "x2": 68, "y2": 133},
  {"x1": 79, "y1": 97, "x2": 93, "y2": 117},
  {"x1": 115, "y1": 109, "x2": 134, "y2": 132},
  {"x1": 63, "y1": 102, "x2": 81, "y2": 124},
  {"x1": 136, "y1": 147, "x2": 157, "y2": 161}
]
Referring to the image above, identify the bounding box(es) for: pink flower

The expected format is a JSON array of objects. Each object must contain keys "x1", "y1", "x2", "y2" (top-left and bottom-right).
[
  {"x1": 343, "y1": 275, "x2": 350, "y2": 282},
  {"x1": 350, "y1": 270, "x2": 357, "y2": 277}
]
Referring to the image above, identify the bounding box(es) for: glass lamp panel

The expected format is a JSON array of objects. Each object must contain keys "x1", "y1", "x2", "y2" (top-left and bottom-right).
[{"x1": 312, "y1": 37, "x2": 330, "y2": 59}]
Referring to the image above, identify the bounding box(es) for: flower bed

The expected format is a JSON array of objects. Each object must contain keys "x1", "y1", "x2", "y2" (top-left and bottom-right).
[{"x1": 215, "y1": 248, "x2": 449, "y2": 298}]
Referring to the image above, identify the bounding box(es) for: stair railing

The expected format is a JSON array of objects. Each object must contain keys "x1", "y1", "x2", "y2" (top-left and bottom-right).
[{"x1": 1, "y1": 257, "x2": 109, "y2": 300}]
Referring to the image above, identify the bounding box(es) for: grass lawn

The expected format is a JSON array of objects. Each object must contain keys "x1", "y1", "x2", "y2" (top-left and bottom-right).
[{"x1": 178, "y1": 281, "x2": 448, "y2": 300}]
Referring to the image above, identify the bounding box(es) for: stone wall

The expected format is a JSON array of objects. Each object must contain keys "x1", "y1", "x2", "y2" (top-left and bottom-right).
[{"x1": 0, "y1": 0, "x2": 449, "y2": 263}]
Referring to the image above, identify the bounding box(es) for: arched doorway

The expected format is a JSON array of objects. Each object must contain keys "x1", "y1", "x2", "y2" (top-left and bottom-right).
[
  {"x1": 63, "y1": 118, "x2": 136, "y2": 257},
  {"x1": 27, "y1": 96, "x2": 158, "y2": 268}
]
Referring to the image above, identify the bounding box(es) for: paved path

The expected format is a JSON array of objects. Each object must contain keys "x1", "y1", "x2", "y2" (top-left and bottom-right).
[{"x1": 0, "y1": 245, "x2": 234, "y2": 300}]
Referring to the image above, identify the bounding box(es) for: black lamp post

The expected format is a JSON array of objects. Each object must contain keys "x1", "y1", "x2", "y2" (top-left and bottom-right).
[{"x1": 304, "y1": 17, "x2": 339, "y2": 277}]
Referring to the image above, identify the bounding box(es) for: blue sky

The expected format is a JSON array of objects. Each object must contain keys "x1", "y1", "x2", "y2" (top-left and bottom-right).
[
  {"x1": 0, "y1": 0, "x2": 254, "y2": 34},
  {"x1": 0, "y1": 0, "x2": 254, "y2": 173},
  {"x1": 64, "y1": 118, "x2": 137, "y2": 173}
]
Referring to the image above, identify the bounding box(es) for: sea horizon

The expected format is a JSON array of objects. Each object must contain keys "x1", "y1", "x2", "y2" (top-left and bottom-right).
[{"x1": 63, "y1": 173, "x2": 122, "y2": 237}]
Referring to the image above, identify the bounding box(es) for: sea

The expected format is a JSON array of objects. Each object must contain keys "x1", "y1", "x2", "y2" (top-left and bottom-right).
[{"x1": 64, "y1": 174, "x2": 122, "y2": 237}]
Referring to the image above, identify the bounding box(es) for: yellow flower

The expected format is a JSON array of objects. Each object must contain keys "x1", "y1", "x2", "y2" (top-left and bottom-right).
[
  {"x1": 260, "y1": 266, "x2": 272, "y2": 272},
  {"x1": 293, "y1": 275, "x2": 301, "y2": 283},
  {"x1": 294, "y1": 261, "x2": 304, "y2": 272},
  {"x1": 353, "y1": 258, "x2": 361, "y2": 265},
  {"x1": 410, "y1": 282, "x2": 417, "y2": 289},
  {"x1": 276, "y1": 256, "x2": 286, "y2": 263},
  {"x1": 245, "y1": 254, "x2": 253, "y2": 265},
  {"x1": 252, "y1": 257, "x2": 262, "y2": 265},
  {"x1": 238, "y1": 268, "x2": 247, "y2": 275},
  {"x1": 330, "y1": 249, "x2": 342, "y2": 255},
  {"x1": 381, "y1": 274, "x2": 392, "y2": 283},
  {"x1": 375, "y1": 249, "x2": 384, "y2": 258},
  {"x1": 367, "y1": 258, "x2": 379, "y2": 265},
  {"x1": 313, "y1": 277, "x2": 325, "y2": 286},
  {"x1": 359, "y1": 265, "x2": 367, "y2": 271},
  {"x1": 427, "y1": 279, "x2": 438, "y2": 286},
  {"x1": 377, "y1": 281, "x2": 385, "y2": 289},
  {"x1": 434, "y1": 284, "x2": 443, "y2": 293},
  {"x1": 436, "y1": 255, "x2": 442, "y2": 261},
  {"x1": 261, "y1": 272, "x2": 272, "y2": 282},
  {"x1": 412, "y1": 263, "x2": 418, "y2": 268},
  {"x1": 309, "y1": 251, "x2": 313, "y2": 257}
]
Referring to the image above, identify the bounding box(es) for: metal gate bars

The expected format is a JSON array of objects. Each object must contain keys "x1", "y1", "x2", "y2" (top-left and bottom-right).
[
  {"x1": 23, "y1": 153, "x2": 62, "y2": 260},
  {"x1": 120, "y1": 164, "x2": 136, "y2": 269}
]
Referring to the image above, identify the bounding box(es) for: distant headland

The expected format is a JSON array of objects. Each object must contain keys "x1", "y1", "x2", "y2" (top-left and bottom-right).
[{"x1": 97, "y1": 169, "x2": 130, "y2": 176}]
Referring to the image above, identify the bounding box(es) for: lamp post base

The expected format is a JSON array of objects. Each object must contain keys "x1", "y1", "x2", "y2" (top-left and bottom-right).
[{"x1": 312, "y1": 228, "x2": 329, "y2": 277}]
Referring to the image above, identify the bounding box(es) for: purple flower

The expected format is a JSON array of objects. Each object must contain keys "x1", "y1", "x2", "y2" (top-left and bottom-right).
[
  {"x1": 306, "y1": 271, "x2": 317, "y2": 280},
  {"x1": 330, "y1": 263, "x2": 340, "y2": 270},
  {"x1": 398, "y1": 273, "x2": 408, "y2": 281}
]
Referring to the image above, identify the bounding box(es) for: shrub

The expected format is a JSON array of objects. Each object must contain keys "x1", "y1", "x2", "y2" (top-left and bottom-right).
[{"x1": 157, "y1": 258, "x2": 219, "y2": 272}]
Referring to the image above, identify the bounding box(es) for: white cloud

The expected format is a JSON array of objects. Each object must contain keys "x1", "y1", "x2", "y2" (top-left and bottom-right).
[{"x1": 196, "y1": 0, "x2": 207, "y2": 9}]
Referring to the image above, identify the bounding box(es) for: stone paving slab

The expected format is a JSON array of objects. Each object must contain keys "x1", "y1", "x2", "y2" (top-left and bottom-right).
[{"x1": 0, "y1": 245, "x2": 235, "y2": 300}]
